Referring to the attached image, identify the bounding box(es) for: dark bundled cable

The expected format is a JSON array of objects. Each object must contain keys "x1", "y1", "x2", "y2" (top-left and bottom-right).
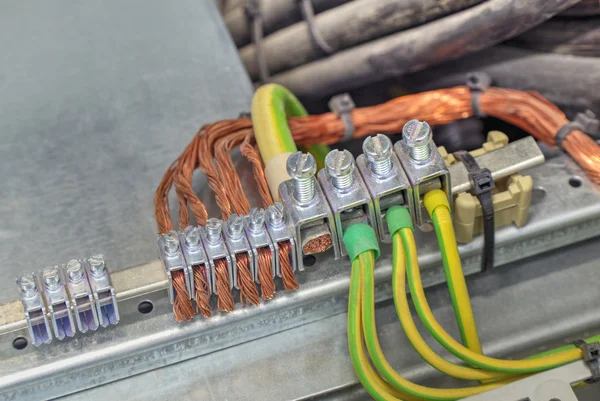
[{"x1": 267, "y1": 0, "x2": 581, "y2": 97}]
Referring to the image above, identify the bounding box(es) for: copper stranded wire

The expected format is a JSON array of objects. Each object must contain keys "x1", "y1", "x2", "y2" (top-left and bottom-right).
[
  {"x1": 235, "y1": 253, "x2": 261, "y2": 306},
  {"x1": 240, "y1": 135, "x2": 274, "y2": 208},
  {"x1": 257, "y1": 247, "x2": 276, "y2": 300},
  {"x1": 172, "y1": 269, "x2": 195, "y2": 322},
  {"x1": 193, "y1": 265, "x2": 212, "y2": 319},
  {"x1": 278, "y1": 241, "x2": 299, "y2": 291},
  {"x1": 214, "y1": 129, "x2": 253, "y2": 216},
  {"x1": 214, "y1": 258, "x2": 235, "y2": 312}
]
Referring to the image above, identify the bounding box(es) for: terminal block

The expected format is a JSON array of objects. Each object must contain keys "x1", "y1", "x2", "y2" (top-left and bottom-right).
[
  {"x1": 395, "y1": 120, "x2": 451, "y2": 226},
  {"x1": 86, "y1": 254, "x2": 119, "y2": 327},
  {"x1": 319, "y1": 149, "x2": 376, "y2": 255},
  {"x1": 179, "y1": 226, "x2": 212, "y2": 300},
  {"x1": 224, "y1": 214, "x2": 256, "y2": 286},
  {"x1": 244, "y1": 208, "x2": 276, "y2": 280},
  {"x1": 17, "y1": 273, "x2": 52, "y2": 346},
  {"x1": 41, "y1": 266, "x2": 76, "y2": 340},
  {"x1": 265, "y1": 202, "x2": 298, "y2": 276},
  {"x1": 200, "y1": 218, "x2": 234, "y2": 293},
  {"x1": 158, "y1": 231, "x2": 193, "y2": 303},
  {"x1": 64, "y1": 259, "x2": 99, "y2": 333},
  {"x1": 279, "y1": 152, "x2": 340, "y2": 270},
  {"x1": 356, "y1": 134, "x2": 412, "y2": 243}
]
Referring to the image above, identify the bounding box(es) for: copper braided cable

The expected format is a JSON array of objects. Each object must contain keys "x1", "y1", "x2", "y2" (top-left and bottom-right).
[
  {"x1": 172, "y1": 269, "x2": 195, "y2": 322},
  {"x1": 175, "y1": 133, "x2": 209, "y2": 227},
  {"x1": 257, "y1": 247, "x2": 276, "y2": 300},
  {"x1": 214, "y1": 258, "x2": 235, "y2": 312},
  {"x1": 214, "y1": 129, "x2": 253, "y2": 215},
  {"x1": 240, "y1": 135, "x2": 274, "y2": 208},
  {"x1": 278, "y1": 241, "x2": 299, "y2": 291},
  {"x1": 193, "y1": 265, "x2": 212, "y2": 319},
  {"x1": 235, "y1": 253, "x2": 261, "y2": 306}
]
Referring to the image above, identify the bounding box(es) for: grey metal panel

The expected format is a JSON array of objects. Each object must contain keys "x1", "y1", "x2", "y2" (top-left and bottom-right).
[
  {"x1": 56, "y1": 237, "x2": 600, "y2": 401},
  {"x1": 0, "y1": 0, "x2": 253, "y2": 303}
]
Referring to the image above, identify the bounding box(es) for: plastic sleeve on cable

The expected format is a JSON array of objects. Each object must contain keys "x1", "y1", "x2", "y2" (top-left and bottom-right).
[
  {"x1": 424, "y1": 189, "x2": 450, "y2": 218},
  {"x1": 385, "y1": 206, "x2": 413, "y2": 237},
  {"x1": 343, "y1": 224, "x2": 380, "y2": 262}
]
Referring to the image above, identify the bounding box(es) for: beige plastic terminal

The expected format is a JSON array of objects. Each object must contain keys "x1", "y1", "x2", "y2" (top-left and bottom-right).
[{"x1": 439, "y1": 131, "x2": 534, "y2": 243}]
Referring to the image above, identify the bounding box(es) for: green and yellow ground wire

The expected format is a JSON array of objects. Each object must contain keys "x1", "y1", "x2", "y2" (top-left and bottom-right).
[{"x1": 251, "y1": 83, "x2": 328, "y2": 170}]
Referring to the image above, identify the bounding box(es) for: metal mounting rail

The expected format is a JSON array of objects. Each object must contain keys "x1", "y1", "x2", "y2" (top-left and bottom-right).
[{"x1": 0, "y1": 155, "x2": 599, "y2": 400}]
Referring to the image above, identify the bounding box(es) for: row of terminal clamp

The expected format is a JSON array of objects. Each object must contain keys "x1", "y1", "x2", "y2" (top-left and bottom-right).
[{"x1": 17, "y1": 254, "x2": 119, "y2": 347}]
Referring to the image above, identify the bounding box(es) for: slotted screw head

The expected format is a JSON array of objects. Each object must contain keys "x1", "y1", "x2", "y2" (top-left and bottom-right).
[
  {"x1": 250, "y1": 208, "x2": 266, "y2": 232},
  {"x1": 66, "y1": 259, "x2": 84, "y2": 283},
  {"x1": 267, "y1": 202, "x2": 284, "y2": 227},
  {"x1": 42, "y1": 267, "x2": 61, "y2": 290},
  {"x1": 18, "y1": 273, "x2": 37, "y2": 297},
  {"x1": 227, "y1": 214, "x2": 244, "y2": 238},
  {"x1": 163, "y1": 233, "x2": 180, "y2": 255},
  {"x1": 325, "y1": 149, "x2": 354, "y2": 177},
  {"x1": 402, "y1": 120, "x2": 431, "y2": 146},
  {"x1": 286, "y1": 151, "x2": 316, "y2": 179},
  {"x1": 184, "y1": 226, "x2": 201, "y2": 249},
  {"x1": 206, "y1": 218, "x2": 223, "y2": 243},
  {"x1": 363, "y1": 134, "x2": 392, "y2": 162},
  {"x1": 89, "y1": 254, "x2": 106, "y2": 277}
]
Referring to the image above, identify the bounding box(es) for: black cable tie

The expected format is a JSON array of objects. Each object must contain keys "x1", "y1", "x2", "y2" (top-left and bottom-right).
[
  {"x1": 466, "y1": 72, "x2": 492, "y2": 119},
  {"x1": 555, "y1": 110, "x2": 599, "y2": 150},
  {"x1": 245, "y1": 0, "x2": 271, "y2": 83},
  {"x1": 238, "y1": 111, "x2": 252, "y2": 119},
  {"x1": 297, "y1": 0, "x2": 334, "y2": 55},
  {"x1": 573, "y1": 340, "x2": 600, "y2": 383},
  {"x1": 454, "y1": 150, "x2": 495, "y2": 272},
  {"x1": 328, "y1": 93, "x2": 356, "y2": 142}
]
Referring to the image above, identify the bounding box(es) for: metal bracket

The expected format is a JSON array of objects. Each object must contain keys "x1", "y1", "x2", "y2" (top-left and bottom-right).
[
  {"x1": 85, "y1": 254, "x2": 119, "y2": 327},
  {"x1": 328, "y1": 93, "x2": 355, "y2": 142},
  {"x1": 356, "y1": 152, "x2": 413, "y2": 242},
  {"x1": 318, "y1": 167, "x2": 376, "y2": 256},
  {"x1": 279, "y1": 177, "x2": 340, "y2": 270},
  {"x1": 574, "y1": 340, "x2": 600, "y2": 383}
]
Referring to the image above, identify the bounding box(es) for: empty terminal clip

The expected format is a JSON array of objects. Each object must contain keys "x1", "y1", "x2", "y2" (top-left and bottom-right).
[
  {"x1": 86, "y1": 254, "x2": 119, "y2": 327},
  {"x1": 17, "y1": 273, "x2": 52, "y2": 346},
  {"x1": 41, "y1": 266, "x2": 76, "y2": 340},
  {"x1": 64, "y1": 259, "x2": 100, "y2": 333}
]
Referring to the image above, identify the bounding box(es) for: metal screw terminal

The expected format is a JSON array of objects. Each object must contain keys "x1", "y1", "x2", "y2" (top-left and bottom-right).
[
  {"x1": 287, "y1": 151, "x2": 317, "y2": 204},
  {"x1": 227, "y1": 214, "x2": 245, "y2": 238},
  {"x1": 363, "y1": 134, "x2": 393, "y2": 177},
  {"x1": 183, "y1": 226, "x2": 201, "y2": 249},
  {"x1": 42, "y1": 267, "x2": 61, "y2": 290},
  {"x1": 402, "y1": 119, "x2": 432, "y2": 162},
  {"x1": 325, "y1": 149, "x2": 355, "y2": 190},
  {"x1": 89, "y1": 254, "x2": 106, "y2": 277},
  {"x1": 163, "y1": 233, "x2": 180, "y2": 256},
  {"x1": 18, "y1": 273, "x2": 38, "y2": 297},
  {"x1": 206, "y1": 218, "x2": 223, "y2": 244},
  {"x1": 267, "y1": 202, "x2": 284, "y2": 227},
  {"x1": 66, "y1": 259, "x2": 84, "y2": 283},
  {"x1": 249, "y1": 208, "x2": 266, "y2": 232}
]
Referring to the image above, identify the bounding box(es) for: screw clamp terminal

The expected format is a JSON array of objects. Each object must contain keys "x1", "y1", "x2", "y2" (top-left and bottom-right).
[
  {"x1": 224, "y1": 215, "x2": 256, "y2": 287},
  {"x1": 64, "y1": 259, "x2": 100, "y2": 333},
  {"x1": 179, "y1": 226, "x2": 211, "y2": 300},
  {"x1": 244, "y1": 208, "x2": 276, "y2": 282},
  {"x1": 17, "y1": 273, "x2": 52, "y2": 346},
  {"x1": 200, "y1": 219, "x2": 234, "y2": 294},
  {"x1": 41, "y1": 266, "x2": 76, "y2": 340},
  {"x1": 158, "y1": 231, "x2": 193, "y2": 303},
  {"x1": 85, "y1": 254, "x2": 119, "y2": 327},
  {"x1": 265, "y1": 202, "x2": 298, "y2": 276}
]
